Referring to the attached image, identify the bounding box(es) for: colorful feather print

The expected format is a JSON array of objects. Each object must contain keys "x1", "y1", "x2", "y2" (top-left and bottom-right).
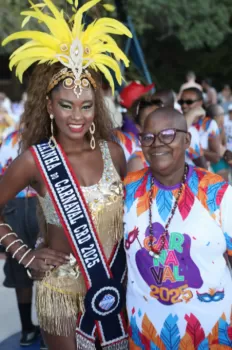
[
  {"x1": 124, "y1": 168, "x2": 148, "y2": 186},
  {"x1": 184, "y1": 313, "x2": 205, "y2": 348},
  {"x1": 207, "y1": 182, "x2": 227, "y2": 213},
  {"x1": 135, "y1": 172, "x2": 150, "y2": 198},
  {"x1": 216, "y1": 183, "x2": 229, "y2": 207},
  {"x1": 137, "y1": 186, "x2": 158, "y2": 217},
  {"x1": 218, "y1": 316, "x2": 232, "y2": 347},
  {"x1": 137, "y1": 192, "x2": 150, "y2": 217},
  {"x1": 156, "y1": 189, "x2": 173, "y2": 222},
  {"x1": 178, "y1": 185, "x2": 195, "y2": 220},
  {"x1": 179, "y1": 332, "x2": 195, "y2": 350},
  {"x1": 130, "y1": 314, "x2": 146, "y2": 349},
  {"x1": 188, "y1": 169, "x2": 199, "y2": 196},
  {"x1": 142, "y1": 313, "x2": 165, "y2": 350},
  {"x1": 208, "y1": 319, "x2": 219, "y2": 345},
  {"x1": 129, "y1": 310, "x2": 232, "y2": 350},
  {"x1": 160, "y1": 314, "x2": 180, "y2": 350},
  {"x1": 125, "y1": 177, "x2": 144, "y2": 211},
  {"x1": 198, "y1": 338, "x2": 209, "y2": 349}
]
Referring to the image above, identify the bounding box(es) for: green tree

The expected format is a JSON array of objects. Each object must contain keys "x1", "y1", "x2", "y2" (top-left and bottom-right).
[{"x1": 127, "y1": 0, "x2": 232, "y2": 50}]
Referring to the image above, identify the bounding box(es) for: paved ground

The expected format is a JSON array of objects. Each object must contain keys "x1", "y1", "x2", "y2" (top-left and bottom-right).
[{"x1": 0, "y1": 255, "x2": 39, "y2": 350}]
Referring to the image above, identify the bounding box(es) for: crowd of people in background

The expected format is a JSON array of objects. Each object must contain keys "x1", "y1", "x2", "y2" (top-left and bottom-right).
[
  {"x1": 1, "y1": 72, "x2": 232, "y2": 185},
  {"x1": 103, "y1": 72, "x2": 232, "y2": 182},
  {"x1": 1, "y1": 71, "x2": 232, "y2": 349}
]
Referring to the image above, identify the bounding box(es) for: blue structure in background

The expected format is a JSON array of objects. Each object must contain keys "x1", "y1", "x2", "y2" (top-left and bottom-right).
[{"x1": 114, "y1": 0, "x2": 154, "y2": 91}]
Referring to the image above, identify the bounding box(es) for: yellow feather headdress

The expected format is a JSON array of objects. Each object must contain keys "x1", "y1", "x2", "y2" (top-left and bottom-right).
[{"x1": 2, "y1": 0, "x2": 132, "y2": 96}]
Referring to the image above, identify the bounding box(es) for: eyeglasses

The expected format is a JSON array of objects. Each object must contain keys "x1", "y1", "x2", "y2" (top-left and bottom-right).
[
  {"x1": 139, "y1": 128, "x2": 187, "y2": 147},
  {"x1": 178, "y1": 99, "x2": 201, "y2": 106}
]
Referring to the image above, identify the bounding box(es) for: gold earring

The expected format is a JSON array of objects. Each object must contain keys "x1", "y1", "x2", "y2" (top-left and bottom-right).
[
  {"x1": 48, "y1": 114, "x2": 57, "y2": 149},
  {"x1": 89, "y1": 122, "x2": 96, "y2": 150}
]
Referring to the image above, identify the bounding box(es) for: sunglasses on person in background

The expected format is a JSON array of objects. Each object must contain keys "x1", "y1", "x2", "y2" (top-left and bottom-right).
[
  {"x1": 139, "y1": 128, "x2": 187, "y2": 147},
  {"x1": 178, "y1": 99, "x2": 201, "y2": 106}
]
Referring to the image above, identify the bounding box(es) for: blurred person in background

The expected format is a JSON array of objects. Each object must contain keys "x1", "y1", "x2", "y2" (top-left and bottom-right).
[
  {"x1": 0, "y1": 106, "x2": 16, "y2": 142},
  {"x1": 201, "y1": 78, "x2": 218, "y2": 107},
  {"x1": 218, "y1": 84, "x2": 232, "y2": 114},
  {"x1": 179, "y1": 87, "x2": 220, "y2": 167},
  {"x1": 113, "y1": 81, "x2": 154, "y2": 163},
  {"x1": 12, "y1": 92, "x2": 28, "y2": 122},
  {"x1": 178, "y1": 71, "x2": 202, "y2": 99},
  {"x1": 206, "y1": 104, "x2": 230, "y2": 181},
  {"x1": 119, "y1": 81, "x2": 154, "y2": 136},
  {"x1": 0, "y1": 129, "x2": 40, "y2": 347},
  {"x1": 151, "y1": 89, "x2": 174, "y2": 108},
  {"x1": 224, "y1": 104, "x2": 232, "y2": 152}
]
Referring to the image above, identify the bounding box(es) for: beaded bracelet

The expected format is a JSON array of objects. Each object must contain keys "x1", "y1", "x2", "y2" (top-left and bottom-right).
[
  {"x1": 0, "y1": 232, "x2": 17, "y2": 244},
  {"x1": 18, "y1": 248, "x2": 32, "y2": 265},
  {"x1": 6, "y1": 239, "x2": 23, "y2": 252},
  {"x1": 12, "y1": 244, "x2": 28, "y2": 259},
  {"x1": 0, "y1": 223, "x2": 13, "y2": 231}
]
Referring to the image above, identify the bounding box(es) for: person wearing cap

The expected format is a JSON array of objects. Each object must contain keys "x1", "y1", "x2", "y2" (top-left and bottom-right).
[
  {"x1": 120, "y1": 81, "x2": 154, "y2": 136},
  {"x1": 113, "y1": 81, "x2": 154, "y2": 164}
]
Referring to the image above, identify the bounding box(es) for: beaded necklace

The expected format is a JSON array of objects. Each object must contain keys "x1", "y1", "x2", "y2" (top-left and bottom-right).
[{"x1": 148, "y1": 164, "x2": 188, "y2": 258}]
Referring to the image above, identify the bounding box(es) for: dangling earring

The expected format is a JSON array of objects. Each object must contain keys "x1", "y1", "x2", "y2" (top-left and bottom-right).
[
  {"x1": 48, "y1": 114, "x2": 57, "y2": 149},
  {"x1": 89, "y1": 122, "x2": 96, "y2": 150}
]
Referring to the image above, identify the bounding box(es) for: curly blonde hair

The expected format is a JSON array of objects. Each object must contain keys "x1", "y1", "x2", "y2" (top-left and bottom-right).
[{"x1": 20, "y1": 62, "x2": 114, "y2": 151}]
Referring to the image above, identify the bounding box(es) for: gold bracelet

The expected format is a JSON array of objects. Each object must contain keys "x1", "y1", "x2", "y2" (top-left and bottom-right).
[
  {"x1": 6, "y1": 239, "x2": 23, "y2": 252},
  {"x1": 12, "y1": 244, "x2": 28, "y2": 259},
  {"x1": 0, "y1": 232, "x2": 17, "y2": 244},
  {"x1": 0, "y1": 223, "x2": 13, "y2": 231},
  {"x1": 18, "y1": 248, "x2": 32, "y2": 265}
]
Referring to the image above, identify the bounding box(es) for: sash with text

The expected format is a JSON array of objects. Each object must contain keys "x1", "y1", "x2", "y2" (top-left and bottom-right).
[{"x1": 31, "y1": 141, "x2": 128, "y2": 349}]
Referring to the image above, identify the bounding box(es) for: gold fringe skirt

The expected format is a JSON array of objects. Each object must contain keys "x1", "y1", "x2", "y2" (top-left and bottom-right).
[
  {"x1": 36, "y1": 196, "x2": 124, "y2": 338},
  {"x1": 36, "y1": 257, "x2": 86, "y2": 336}
]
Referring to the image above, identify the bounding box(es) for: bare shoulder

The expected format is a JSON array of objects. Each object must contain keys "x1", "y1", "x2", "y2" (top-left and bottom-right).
[
  {"x1": 11, "y1": 149, "x2": 37, "y2": 173},
  {"x1": 107, "y1": 140, "x2": 125, "y2": 158},
  {"x1": 128, "y1": 156, "x2": 144, "y2": 172},
  {"x1": 107, "y1": 141, "x2": 127, "y2": 178}
]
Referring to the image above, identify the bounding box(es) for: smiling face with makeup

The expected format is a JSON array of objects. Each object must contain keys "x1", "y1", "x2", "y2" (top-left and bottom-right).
[{"x1": 47, "y1": 81, "x2": 95, "y2": 143}]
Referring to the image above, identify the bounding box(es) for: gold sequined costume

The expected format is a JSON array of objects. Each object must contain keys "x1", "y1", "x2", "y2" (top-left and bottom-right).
[{"x1": 37, "y1": 141, "x2": 124, "y2": 336}]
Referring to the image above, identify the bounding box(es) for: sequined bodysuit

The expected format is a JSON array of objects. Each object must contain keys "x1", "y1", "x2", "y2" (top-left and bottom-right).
[{"x1": 38, "y1": 141, "x2": 124, "y2": 258}]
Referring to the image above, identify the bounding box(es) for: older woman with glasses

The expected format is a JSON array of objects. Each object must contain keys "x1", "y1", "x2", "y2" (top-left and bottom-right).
[{"x1": 124, "y1": 107, "x2": 232, "y2": 349}]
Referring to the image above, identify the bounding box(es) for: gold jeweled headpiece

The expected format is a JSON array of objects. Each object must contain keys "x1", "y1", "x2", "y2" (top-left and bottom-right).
[{"x1": 2, "y1": 0, "x2": 132, "y2": 97}]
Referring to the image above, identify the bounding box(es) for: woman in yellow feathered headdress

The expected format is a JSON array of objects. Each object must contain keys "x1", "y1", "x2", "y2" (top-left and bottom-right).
[{"x1": 0, "y1": 1, "x2": 132, "y2": 349}]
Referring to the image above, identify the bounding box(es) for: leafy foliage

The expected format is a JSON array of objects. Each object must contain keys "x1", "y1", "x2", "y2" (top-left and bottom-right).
[
  {"x1": 127, "y1": 0, "x2": 232, "y2": 50},
  {"x1": 1, "y1": 0, "x2": 232, "y2": 89}
]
